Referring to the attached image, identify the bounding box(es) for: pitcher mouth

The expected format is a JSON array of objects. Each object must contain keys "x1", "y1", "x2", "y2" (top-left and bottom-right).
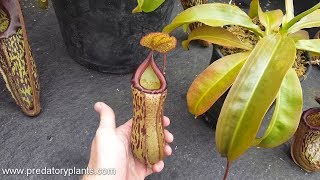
[
  {"x1": 302, "y1": 108, "x2": 320, "y2": 130},
  {"x1": 0, "y1": 4, "x2": 9, "y2": 34},
  {"x1": 0, "y1": 0, "x2": 20, "y2": 39},
  {"x1": 131, "y1": 52, "x2": 167, "y2": 94}
]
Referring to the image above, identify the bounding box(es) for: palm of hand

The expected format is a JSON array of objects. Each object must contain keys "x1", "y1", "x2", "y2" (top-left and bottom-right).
[{"x1": 83, "y1": 102, "x2": 173, "y2": 180}]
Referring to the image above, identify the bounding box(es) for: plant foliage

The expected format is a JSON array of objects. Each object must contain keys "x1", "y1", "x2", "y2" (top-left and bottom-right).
[{"x1": 163, "y1": 0, "x2": 320, "y2": 178}]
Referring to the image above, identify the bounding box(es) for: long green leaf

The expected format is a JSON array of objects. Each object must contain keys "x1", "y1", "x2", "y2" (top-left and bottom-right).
[
  {"x1": 216, "y1": 34, "x2": 296, "y2": 161},
  {"x1": 284, "y1": 0, "x2": 294, "y2": 24},
  {"x1": 182, "y1": 26, "x2": 252, "y2": 50},
  {"x1": 248, "y1": 0, "x2": 259, "y2": 18},
  {"x1": 187, "y1": 52, "x2": 250, "y2": 116},
  {"x1": 258, "y1": 7, "x2": 283, "y2": 35},
  {"x1": 132, "y1": 0, "x2": 165, "y2": 13},
  {"x1": 162, "y1": 3, "x2": 263, "y2": 36},
  {"x1": 253, "y1": 68, "x2": 302, "y2": 148},
  {"x1": 287, "y1": 9, "x2": 320, "y2": 33},
  {"x1": 296, "y1": 39, "x2": 320, "y2": 54},
  {"x1": 282, "y1": 3, "x2": 320, "y2": 31}
]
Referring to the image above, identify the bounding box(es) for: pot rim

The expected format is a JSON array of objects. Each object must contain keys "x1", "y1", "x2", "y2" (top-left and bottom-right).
[{"x1": 302, "y1": 108, "x2": 320, "y2": 130}]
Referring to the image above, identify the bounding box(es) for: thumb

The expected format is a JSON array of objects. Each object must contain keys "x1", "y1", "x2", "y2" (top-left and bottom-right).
[{"x1": 94, "y1": 102, "x2": 116, "y2": 131}]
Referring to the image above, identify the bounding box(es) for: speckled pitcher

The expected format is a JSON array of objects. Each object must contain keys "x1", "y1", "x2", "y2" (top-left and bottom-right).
[{"x1": 291, "y1": 97, "x2": 320, "y2": 172}]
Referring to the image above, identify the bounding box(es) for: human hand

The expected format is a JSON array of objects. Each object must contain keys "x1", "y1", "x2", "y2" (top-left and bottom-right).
[{"x1": 82, "y1": 102, "x2": 174, "y2": 180}]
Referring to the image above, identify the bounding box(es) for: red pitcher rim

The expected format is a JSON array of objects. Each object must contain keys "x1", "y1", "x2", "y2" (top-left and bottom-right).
[{"x1": 131, "y1": 52, "x2": 167, "y2": 94}]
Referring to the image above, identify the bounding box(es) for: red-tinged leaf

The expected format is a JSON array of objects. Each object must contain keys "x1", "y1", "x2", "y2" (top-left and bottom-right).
[{"x1": 187, "y1": 52, "x2": 250, "y2": 116}]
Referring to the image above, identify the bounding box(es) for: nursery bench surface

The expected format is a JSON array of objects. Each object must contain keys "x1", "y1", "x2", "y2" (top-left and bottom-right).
[{"x1": 0, "y1": 0, "x2": 319, "y2": 179}]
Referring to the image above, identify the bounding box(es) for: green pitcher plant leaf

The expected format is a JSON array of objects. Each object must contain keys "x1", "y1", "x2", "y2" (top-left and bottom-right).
[
  {"x1": 182, "y1": 26, "x2": 252, "y2": 50},
  {"x1": 132, "y1": 0, "x2": 165, "y2": 13},
  {"x1": 253, "y1": 68, "x2": 302, "y2": 148},
  {"x1": 162, "y1": 3, "x2": 264, "y2": 36},
  {"x1": 288, "y1": 30, "x2": 309, "y2": 41},
  {"x1": 187, "y1": 52, "x2": 250, "y2": 116},
  {"x1": 248, "y1": 0, "x2": 259, "y2": 18},
  {"x1": 216, "y1": 34, "x2": 296, "y2": 161},
  {"x1": 282, "y1": 3, "x2": 320, "y2": 32},
  {"x1": 258, "y1": 5, "x2": 283, "y2": 35},
  {"x1": 287, "y1": 9, "x2": 320, "y2": 33},
  {"x1": 295, "y1": 39, "x2": 320, "y2": 54},
  {"x1": 284, "y1": 0, "x2": 294, "y2": 25}
]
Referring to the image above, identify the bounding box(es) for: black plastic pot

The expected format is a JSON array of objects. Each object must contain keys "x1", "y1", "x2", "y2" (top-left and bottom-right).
[
  {"x1": 51, "y1": 0, "x2": 174, "y2": 74},
  {"x1": 234, "y1": 0, "x2": 284, "y2": 12},
  {"x1": 235, "y1": 0, "x2": 318, "y2": 13}
]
